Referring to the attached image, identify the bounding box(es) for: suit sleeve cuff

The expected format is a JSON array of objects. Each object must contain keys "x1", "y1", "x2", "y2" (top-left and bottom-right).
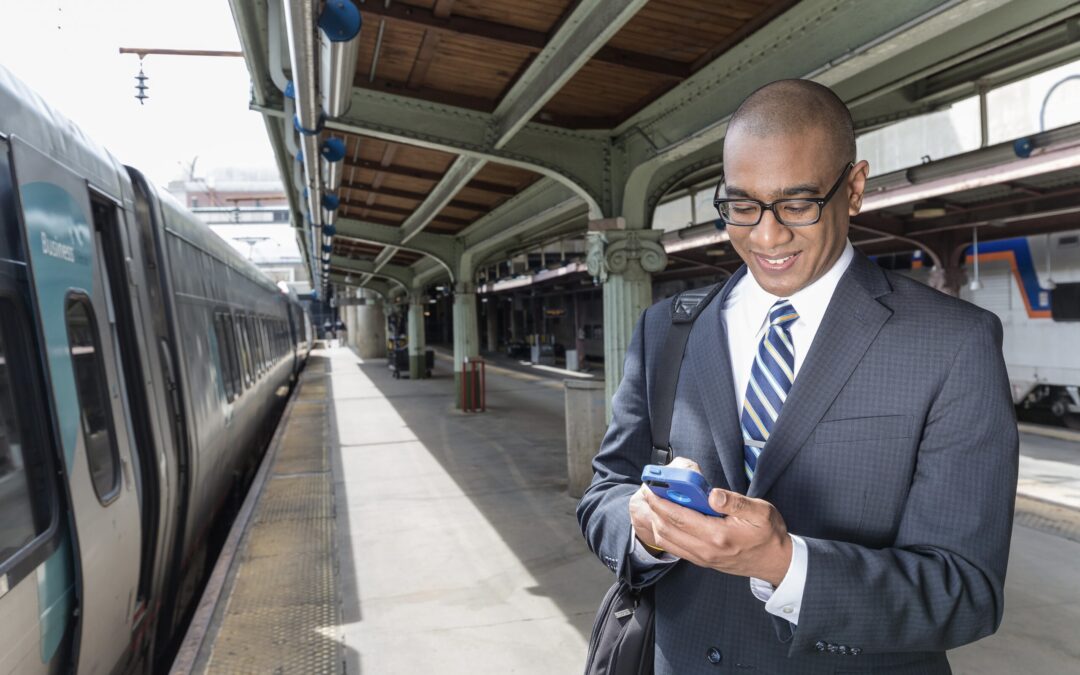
[
  {"x1": 749, "y1": 534, "x2": 807, "y2": 625},
  {"x1": 629, "y1": 533, "x2": 679, "y2": 567}
]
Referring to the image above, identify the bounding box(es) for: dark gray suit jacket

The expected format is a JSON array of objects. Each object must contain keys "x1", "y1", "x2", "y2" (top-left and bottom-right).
[{"x1": 577, "y1": 251, "x2": 1018, "y2": 674}]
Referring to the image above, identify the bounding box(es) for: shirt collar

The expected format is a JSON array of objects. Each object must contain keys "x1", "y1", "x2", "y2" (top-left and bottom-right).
[{"x1": 739, "y1": 239, "x2": 855, "y2": 332}]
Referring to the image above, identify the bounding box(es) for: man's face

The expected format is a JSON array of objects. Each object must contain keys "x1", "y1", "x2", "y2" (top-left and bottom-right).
[{"x1": 721, "y1": 127, "x2": 868, "y2": 298}]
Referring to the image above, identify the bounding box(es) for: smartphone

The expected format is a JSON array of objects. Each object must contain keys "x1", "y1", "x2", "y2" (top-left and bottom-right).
[{"x1": 641, "y1": 464, "x2": 726, "y2": 517}]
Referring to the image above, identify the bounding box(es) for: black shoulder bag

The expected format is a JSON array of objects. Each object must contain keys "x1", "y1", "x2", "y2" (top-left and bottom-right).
[{"x1": 583, "y1": 283, "x2": 723, "y2": 675}]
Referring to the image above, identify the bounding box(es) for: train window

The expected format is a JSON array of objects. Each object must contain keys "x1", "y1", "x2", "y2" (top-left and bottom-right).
[
  {"x1": 236, "y1": 315, "x2": 253, "y2": 388},
  {"x1": 252, "y1": 317, "x2": 262, "y2": 375},
  {"x1": 225, "y1": 314, "x2": 242, "y2": 397},
  {"x1": 245, "y1": 316, "x2": 258, "y2": 378},
  {"x1": 257, "y1": 318, "x2": 267, "y2": 372},
  {"x1": 65, "y1": 296, "x2": 121, "y2": 503},
  {"x1": 0, "y1": 301, "x2": 51, "y2": 565},
  {"x1": 260, "y1": 320, "x2": 270, "y2": 369},
  {"x1": 1050, "y1": 283, "x2": 1080, "y2": 322},
  {"x1": 214, "y1": 312, "x2": 240, "y2": 401}
]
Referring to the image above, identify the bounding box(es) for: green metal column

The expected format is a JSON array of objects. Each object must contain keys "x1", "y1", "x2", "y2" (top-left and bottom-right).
[
  {"x1": 453, "y1": 283, "x2": 480, "y2": 408},
  {"x1": 407, "y1": 291, "x2": 428, "y2": 379},
  {"x1": 586, "y1": 219, "x2": 667, "y2": 422}
]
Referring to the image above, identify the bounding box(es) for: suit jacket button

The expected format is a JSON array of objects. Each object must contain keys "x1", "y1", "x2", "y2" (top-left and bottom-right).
[
  {"x1": 838, "y1": 646, "x2": 848, "y2": 655},
  {"x1": 828, "y1": 644, "x2": 839, "y2": 654},
  {"x1": 815, "y1": 641, "x2": 827, "y2": 652},
  {"x1": 850, "y1": 647, "x2": 861, "y2": 656},
  {"x1": 706, "y1": 647, "x2": 723, "y2": 665}
]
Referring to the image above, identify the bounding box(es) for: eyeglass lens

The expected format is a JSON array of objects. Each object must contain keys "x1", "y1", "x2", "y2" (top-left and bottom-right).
[{"x1": 718, "y1": 200, "x2": 820, "y2": 226}]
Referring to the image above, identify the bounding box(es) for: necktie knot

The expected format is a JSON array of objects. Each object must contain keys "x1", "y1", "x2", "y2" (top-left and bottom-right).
[{"x1": 769, "y1": 300, "x2": 799, "y2": 328}]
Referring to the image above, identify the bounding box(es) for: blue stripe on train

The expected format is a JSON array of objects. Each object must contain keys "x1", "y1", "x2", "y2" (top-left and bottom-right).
[{"x1": 909, "y1": 236, "x2": 1052, "y2": 312}]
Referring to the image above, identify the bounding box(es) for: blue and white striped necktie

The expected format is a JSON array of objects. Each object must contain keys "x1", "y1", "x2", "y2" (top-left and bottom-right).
[{"x1": 741, "y1": 299, "x2": 799, "y2": 482}]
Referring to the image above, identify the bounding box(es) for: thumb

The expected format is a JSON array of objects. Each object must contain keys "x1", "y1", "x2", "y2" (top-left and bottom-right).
[{"x1": 709, "y1": 489, "x2": 749, "y2": 515}]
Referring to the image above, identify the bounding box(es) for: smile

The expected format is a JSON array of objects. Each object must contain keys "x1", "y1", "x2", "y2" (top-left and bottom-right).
[{"x1": 754, "y1": 251, "x2": 800, "y2": 270}]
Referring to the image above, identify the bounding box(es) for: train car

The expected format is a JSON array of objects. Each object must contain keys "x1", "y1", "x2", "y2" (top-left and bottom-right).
[
  {"x1": 0, "y1": 65, "x2": 306, "y2": 674},
  {"x1": 282, "y1": 284, "x2": 313, "y2": 375},
  {"x1": 902, "y1": 232, "x2": 1080, "y2": 427}
]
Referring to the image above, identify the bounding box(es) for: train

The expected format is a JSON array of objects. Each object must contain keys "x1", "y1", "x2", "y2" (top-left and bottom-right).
[
  {"x1": 0, "y1": 65, "x2": 312, "y2": 674},
  {"x1": 899, "y1": 233, "x2": 1080, "y2": 427}
]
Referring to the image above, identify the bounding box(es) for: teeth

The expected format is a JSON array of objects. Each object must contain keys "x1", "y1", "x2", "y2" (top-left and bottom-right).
[{"x1": 765, "y1": 255, "x2": 793, "y2": 265}]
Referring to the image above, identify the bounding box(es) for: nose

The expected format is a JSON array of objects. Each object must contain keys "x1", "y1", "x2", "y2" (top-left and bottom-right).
[{"x1": 749, "y1": 208, "x2": 794, "y2": 250}]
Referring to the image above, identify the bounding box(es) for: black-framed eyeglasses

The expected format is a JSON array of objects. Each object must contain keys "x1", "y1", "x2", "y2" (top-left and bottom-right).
[{"x1": 713, "y1": 162, "x2": 854, "y2": 227}]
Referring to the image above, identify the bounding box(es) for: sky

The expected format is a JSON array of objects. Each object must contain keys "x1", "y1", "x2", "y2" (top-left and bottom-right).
[{"x1": 0, "y1": 0, "x2": 278, "y2": 189}]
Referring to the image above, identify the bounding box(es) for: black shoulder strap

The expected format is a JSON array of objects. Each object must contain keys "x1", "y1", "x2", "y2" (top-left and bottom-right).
[{"x1": 649, "y1": 284, "x2": 724, "y2": 465}]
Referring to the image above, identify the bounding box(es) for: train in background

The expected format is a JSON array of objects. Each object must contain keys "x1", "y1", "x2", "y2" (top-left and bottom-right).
[
  {"x1": 898, "y1": 232, "x2": 1080, "y2": 428},
  {"x1": 0, "y1": 66, "x2": 312, "y2": 674}
]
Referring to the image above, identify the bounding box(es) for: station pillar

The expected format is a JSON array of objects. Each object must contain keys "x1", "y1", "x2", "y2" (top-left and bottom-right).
[
  {"x1": 453, "y1": 283, "x2": 480, "y2": 408},
  {"x1": 354, "y1": 288, "x2": 386, "y2": 359},
  {"x1": 407, "y1": 291, "x2": 428, "y2": 379},
  {"x1": 485, "y1": 300, "x2": 498, "y2": 353},
  {"x1": 586, "y1": 219, "x2": 667, "y2": 422}
]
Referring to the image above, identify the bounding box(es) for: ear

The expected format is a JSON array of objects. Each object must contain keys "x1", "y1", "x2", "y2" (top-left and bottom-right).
[{"x1": 847, "y1": 160, "x2": 870, "y2": 216}]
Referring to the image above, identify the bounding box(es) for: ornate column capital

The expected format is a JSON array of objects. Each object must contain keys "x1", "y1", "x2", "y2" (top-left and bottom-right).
[{"x1": 585, "y1": 227, "x2": 667, "y2": 284}]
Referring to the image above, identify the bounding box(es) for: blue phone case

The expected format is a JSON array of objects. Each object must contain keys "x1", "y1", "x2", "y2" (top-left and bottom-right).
[{"x1": 641, "y1": 465, "x2": 726, "y2": 517}]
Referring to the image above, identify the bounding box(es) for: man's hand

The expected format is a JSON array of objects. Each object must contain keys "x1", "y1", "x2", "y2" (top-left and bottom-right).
[{"x1": 629, "y1": 457, "x2": 793, "y2": 585}]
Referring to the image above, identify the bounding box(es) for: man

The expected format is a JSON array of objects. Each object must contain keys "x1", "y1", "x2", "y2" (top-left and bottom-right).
[{"x1": 577, "y1": 80, "x2": 1018, "y2": 674}]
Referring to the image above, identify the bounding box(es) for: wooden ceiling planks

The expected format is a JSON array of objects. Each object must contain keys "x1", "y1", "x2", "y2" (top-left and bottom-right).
[
  {"x1": 327, "y1": 1, "x2": 802, "y2": 279},
  {"x1": 540, "y1": 0, "x2": 795, "y2": 126},
  {"x1": 354, "y1": 0, "x2": 798, "y2": 127},
  {"x1": 333, "y1": 240, "x2": 385, "y2": 259},
  {"x1": 356, "y1": 19, "x2": 427, "y2": 84},
  {"x1": 541, "y1": 60, "x2": 672, "y2": 121},
  {"x1": 397, "y1": 0, "x2": 572, "y2": 34},
  {"x1": 389, "y1": 249, "x2": 425, "y2": 265},
  {"x1": 421, "y1": 32, "x2": 530, "y2": 101}
]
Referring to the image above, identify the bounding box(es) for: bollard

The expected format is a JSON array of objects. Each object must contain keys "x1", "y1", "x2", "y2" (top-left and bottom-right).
[
  {"x1": 461, "y1": 357, "x2": 486, "y2": 413},
  {"x1": 564, "y1": 379, "x2": 606, "y2": 498}
]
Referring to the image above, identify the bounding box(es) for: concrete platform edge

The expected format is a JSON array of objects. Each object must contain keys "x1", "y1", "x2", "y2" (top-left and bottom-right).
[{"x1": 1017, "y1": 422, "x2": 1080, "y2": 443}]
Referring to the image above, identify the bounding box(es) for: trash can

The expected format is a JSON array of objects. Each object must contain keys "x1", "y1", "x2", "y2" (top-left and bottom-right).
[{"x1": 564, "y1": 379, "x2": 607, "y2": 498}]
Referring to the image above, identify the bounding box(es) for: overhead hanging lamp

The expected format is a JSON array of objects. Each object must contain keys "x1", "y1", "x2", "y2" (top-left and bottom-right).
[{"x1": 968, "y1": 226, "x2": 983, "y2": 292}]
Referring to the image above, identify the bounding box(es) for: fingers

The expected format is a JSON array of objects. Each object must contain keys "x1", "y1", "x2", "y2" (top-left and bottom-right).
[
  {"x1": 629, "y1": 484, "x2": 663, "y2": 549},
  {"x1": 667, "y1": 456, "x2": 702, "y2": 474},
  {"x1": 644, "y1": 486, "x2": 705, "y2": 532}
]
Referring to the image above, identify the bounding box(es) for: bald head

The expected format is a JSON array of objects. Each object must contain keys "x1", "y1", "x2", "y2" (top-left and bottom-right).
[{"x1": 727, "y1": 80, "x2": 855, "y2": 165}]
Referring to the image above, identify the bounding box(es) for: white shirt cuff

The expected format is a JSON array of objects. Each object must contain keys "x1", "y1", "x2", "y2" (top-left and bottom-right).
[
  {"x1": 629, "y1": 534, "x2": 679, "y2": 565},
  {"x1": 749, "y1": 534, "x2": 807, "y2": 625}
]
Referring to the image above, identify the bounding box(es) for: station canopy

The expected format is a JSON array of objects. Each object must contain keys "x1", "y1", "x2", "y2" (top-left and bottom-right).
[{"x1": 230, "y1": 0, "x2": 1080, "y2": 295}]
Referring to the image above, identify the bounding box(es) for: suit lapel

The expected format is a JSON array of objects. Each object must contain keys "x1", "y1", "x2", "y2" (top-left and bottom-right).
[
  {"x1": 692, "y1": 267, "x2": 750, "y2": 495},
  {"x1": 748, "y1": 252, "x2": 894, "y2": 499}
]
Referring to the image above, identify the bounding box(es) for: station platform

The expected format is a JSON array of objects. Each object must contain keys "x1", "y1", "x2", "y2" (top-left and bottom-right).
[{"x1": 171, "y1": 347, "x2": 1080, "y2": 674}]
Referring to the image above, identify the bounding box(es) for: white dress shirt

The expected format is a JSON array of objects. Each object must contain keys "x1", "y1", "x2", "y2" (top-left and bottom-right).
[{"x1": 631, "y1": 240, "x2": 855, "y2": 626}]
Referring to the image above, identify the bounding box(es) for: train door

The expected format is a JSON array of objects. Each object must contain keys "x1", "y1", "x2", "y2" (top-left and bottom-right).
[
  {"x1": 10, "y1": 138, "x2": 142, "y2": 674},
  {"x1": 0, "y1": 139, "x2": 75, "y2": 674}
]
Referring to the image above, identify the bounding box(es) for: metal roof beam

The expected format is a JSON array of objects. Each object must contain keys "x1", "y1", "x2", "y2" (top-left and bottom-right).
[
  {"x1": 339, "y1": 179, "x2": 491, "y2": 211},
  {"x1": 359, "y1": 154, "x2": 485, "y2": 287},
  {"x1": 488, "y1": 0, "x2": 651, "y2": 149},
  {"x1": 342, "y1": 157, "x2": 517, "y2": 195},
  {"x1": 328, "y1": 273, "x2": 398, "y2": 296},
  {"x1": 330, "y1": 255, "x2": 415, "y2": 287},
  {"x1": 271, "y1": 89, "x2": 609, "y2": 215},
  {"x1": 400, "y1": 155, "x2": 486, "y2": 244},
  {"x1": 333, "y1": 217, "x2": 457, "y2": 278},
  {"x1": 458, "y1": 179, "x2": 583, "y2": 252}
]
